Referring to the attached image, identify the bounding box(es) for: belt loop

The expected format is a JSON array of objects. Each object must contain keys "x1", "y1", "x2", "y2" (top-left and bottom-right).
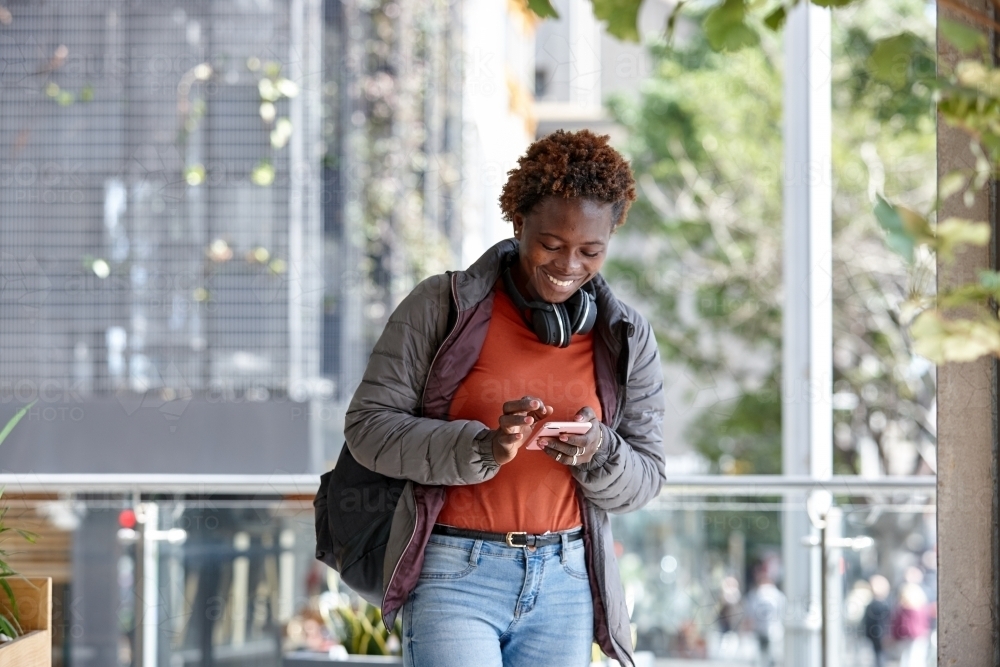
[
  {"x1": 470, "y1": 538, "x2": 483, "y2": 566},
  {"x1": 559, "y1": 532, "x2": 570, "y2": 564}
]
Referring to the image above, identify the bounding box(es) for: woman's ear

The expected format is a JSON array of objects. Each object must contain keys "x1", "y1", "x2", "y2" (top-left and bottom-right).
[{"x1": 512, "y1": 212, "x2": 524, "y2": 239}]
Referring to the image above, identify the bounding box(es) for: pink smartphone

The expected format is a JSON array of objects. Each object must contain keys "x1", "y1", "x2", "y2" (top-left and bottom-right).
[{"x1": 524, "y1": 420, "x2": 593, "y2": 450}]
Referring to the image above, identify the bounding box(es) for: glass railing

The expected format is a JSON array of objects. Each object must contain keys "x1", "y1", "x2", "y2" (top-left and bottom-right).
[{"x1": 1, "y1": 474, "x2": 934, "y2": 667}]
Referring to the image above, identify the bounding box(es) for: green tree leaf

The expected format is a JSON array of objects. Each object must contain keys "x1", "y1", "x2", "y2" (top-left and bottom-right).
[
  {"x1": 910, "y1": 310, "x2": 1000, "y2": 364},
  {"x1": 527, "y1": 0, "x2": 559, "y2": 19},
  {"x1": 935, "y1": 217, "x2": 991, "y2": 261},
  {"x1": 939, "y1": 170, "x2": 969, "y2": 202},
  {"x1": 810, "y1": 0, "x2": 862, "y2": 7},
  {"x1": 867, "y1": 32, "x2": 927, "y2": 89},
  {"x1": 874, "y1": 195, "x2": 914, "y2": 262},
  {"x1": 939, "y1": 18, "x2": 987, "y2": 55},
  {"x1": 703, "y1": 0, "x2": 760, "y2": 51},
  {"x1": 763, "y1": 6, "x2": 786, "y2": 31},
  {"x1": 592, "y1": 0, "x2": 642, "y2": 42}
]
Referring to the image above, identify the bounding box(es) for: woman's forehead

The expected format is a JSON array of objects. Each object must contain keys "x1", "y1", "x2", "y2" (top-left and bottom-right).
[{"x1": 525, "y1": 197, "x2": 615, "y2": 235}]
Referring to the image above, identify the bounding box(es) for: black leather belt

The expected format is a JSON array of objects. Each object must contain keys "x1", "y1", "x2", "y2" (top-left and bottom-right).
[{"x1": 432, "y1": 524, "x2": 583, "y2": 548}]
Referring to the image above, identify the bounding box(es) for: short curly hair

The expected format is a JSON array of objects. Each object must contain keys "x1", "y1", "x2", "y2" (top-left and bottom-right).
[{"x1": 499, "y1": 129, "x2": 637, "y2": 229}]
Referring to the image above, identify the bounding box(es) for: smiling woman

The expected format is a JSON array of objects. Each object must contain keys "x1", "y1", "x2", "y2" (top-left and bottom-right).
[
  {"x1": 337, "y1": 129, "x2": 664, "y2": 667},
  {"x1": 502, "y1": 129, "x2": 636, "y2": 310},
  {"x1": 510, "y1": 197, "x2": 614, "y2": 303}
]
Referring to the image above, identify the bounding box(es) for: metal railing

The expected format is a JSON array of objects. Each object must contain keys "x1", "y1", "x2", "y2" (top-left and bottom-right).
[{"x1": 0, "y1": 473, "x2": 936, "y2": 495}]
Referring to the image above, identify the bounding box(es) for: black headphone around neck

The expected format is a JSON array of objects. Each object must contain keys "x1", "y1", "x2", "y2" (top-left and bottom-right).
[{"x1": 501, "y1": 254, "x2": 598, "y2": 348}]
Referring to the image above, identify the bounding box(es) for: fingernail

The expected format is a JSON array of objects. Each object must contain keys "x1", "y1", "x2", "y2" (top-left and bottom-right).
[{"x1": 530, "y1": 400, "x2": 538, "y2": 408}]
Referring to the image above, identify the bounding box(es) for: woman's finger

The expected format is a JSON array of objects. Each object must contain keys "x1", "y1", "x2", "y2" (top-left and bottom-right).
[
  {"x1": 502, "y1": 396, "x2": 543, "y2": 415},
  {"x1": 541, "y1": 438, "x2": 583, "y2": 456},
  {"x1": 555, "y1": 433, "x2": 589, "y2": 449},
  {"x1": 540, "y1": 438, "x2": 593, "y2": 463},
  {"x1": 541, "y1": 438, "x2": 593, "y2": 464},
  {"x1": 501, "y1": 396, "x2": 553, "y2": 423},
  {"x1": 498, "y1": 413, "x2": 534, "y2": 434},
  {"x1": 491, "y1": 428, "x2": 526, "y2": 465}
]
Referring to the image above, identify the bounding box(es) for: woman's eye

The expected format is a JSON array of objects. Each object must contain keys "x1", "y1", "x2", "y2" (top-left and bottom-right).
[
  {"x1": 541, "y1": 244, "x2": 559, "y2": 252},
  {"x1": 582, "y1": 251, "x2": 600, "y2": 258}
]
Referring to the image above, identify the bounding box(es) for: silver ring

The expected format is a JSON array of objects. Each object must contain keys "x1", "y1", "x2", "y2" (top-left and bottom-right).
[
  {"x1": 556, "y1": 453, "x2": 563, "y2": 463},
  {"x1": 576, "y1": 446, "x2": 584, "y2": 456},
  {"x1": 572, "y1": 454, "x2": 578, "y2": 465}
]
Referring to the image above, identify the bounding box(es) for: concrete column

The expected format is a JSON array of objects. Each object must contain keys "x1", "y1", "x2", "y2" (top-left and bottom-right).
[{"x1": 936, "y1": 1, "x2": 999, "y2": 664}]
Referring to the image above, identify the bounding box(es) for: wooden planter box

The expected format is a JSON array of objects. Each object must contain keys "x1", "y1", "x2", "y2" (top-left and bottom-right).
[{"x1": 0, "y1": 578, "x2": 51, "y2": 667}]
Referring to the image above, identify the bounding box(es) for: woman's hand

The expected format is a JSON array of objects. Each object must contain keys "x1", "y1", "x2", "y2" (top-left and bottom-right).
[
  {"x1": 541, "y1": 406, "x2": 602, "y2": 467},
  {"x1": 489, "y1": 396, "x2": 553, "y2": 465}
]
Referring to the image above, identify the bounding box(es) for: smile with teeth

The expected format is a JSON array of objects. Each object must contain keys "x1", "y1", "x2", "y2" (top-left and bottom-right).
[{"x1": 544, "y1": 271, "x2": 575, "y2": 287}]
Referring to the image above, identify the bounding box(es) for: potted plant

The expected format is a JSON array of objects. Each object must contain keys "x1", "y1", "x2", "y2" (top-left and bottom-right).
[
  {"x1": 0, "y1": 402, "x2": 51, "y2": 667},
  {"x1": 284, "y1": 598, "x2": 402, "y2": 667},
  {"x1": 329, "y1": 600, "x2": 401, "y2": 662}
]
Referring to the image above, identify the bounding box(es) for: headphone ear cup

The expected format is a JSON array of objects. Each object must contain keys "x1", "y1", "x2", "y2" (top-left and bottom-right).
[
  {"x1": 531, "y1": 307, "x2": 559, "y2": 347},
  {"x1": 564, "y1": 290, "x2": 597, "y2": 335},
  {"x1": 578, "y1": 291, "x2": 597, "y2": 335},
  {"x1": 553, "y1": 303, "x2": 572, "y2": 348}
]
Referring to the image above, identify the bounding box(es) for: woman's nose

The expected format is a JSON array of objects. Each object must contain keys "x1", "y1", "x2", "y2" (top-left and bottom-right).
[{"x1": 556, "y1": 251, "x2": 581, "y2": 272}]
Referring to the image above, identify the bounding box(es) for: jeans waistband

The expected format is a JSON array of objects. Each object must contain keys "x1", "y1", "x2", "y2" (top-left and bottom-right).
[{"x1": 432, "y1": 524, "x2": 583, "y2": 548}]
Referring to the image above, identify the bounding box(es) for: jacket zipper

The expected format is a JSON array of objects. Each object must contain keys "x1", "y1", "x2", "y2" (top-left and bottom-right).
[
  {"x1": 599, "y1": 319, "x2": 633, "y2": 663},
  {"x1": 383, "y1": 272, "x2": 461, "y2": 615}
]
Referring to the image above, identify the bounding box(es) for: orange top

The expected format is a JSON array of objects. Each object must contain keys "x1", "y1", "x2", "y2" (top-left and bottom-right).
[{"x1": 436, "y1": 280, "x2": 602, "y2": 534}]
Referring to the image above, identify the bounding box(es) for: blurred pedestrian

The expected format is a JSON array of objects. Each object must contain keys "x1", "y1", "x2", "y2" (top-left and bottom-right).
[
  {"x1": 716, "y1": 576, "x2": 743, "y2": 658},
  {"x1": 717, "y1": 575, "x2": 742, "y2": 634},
  {"x1": 892, "y1": 580, "x2": 931, "y2": 667},
  {"x1": 863, "y1": 575, "x2": 891, "y2": 667},
  {"x1": 745, "y1": 562, "x2": 785, "y2": 667}
]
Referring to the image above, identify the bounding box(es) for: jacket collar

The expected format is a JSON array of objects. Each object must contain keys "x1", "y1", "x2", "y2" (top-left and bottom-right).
[{"x1": 453, "y1": 239, "x2": 630, "y2": 332}]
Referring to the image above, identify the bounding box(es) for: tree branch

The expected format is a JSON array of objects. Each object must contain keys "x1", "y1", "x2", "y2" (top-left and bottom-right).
[{"x1": 938, "y1": 0, "x2": 1000, "y2": 36}]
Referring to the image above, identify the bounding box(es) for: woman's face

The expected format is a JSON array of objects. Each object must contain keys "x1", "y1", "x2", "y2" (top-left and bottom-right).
[{"x1": 512, "y1": 196, "x2": 615, "y2": 304}]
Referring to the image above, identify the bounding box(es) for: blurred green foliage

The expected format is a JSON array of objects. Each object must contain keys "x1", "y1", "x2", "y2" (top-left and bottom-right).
[
  {"x1": 0, "y1": 402, "x2": 38, "y2": 641},
  {"x1": 329, "y1": 600, "x2": 401, "y2": 656},
  {"x1": 605, "y1": 0, "x2": 936, "y2": 475}
]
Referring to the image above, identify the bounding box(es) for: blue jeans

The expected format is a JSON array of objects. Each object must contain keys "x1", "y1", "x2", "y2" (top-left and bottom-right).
[{"x1": 401, "y1": 531, "x2": 594, "y2": 667}]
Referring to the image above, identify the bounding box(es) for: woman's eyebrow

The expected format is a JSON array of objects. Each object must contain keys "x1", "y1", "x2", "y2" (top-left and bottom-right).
[{"x1": 538, "y1": 232, "x2": 606, "y2": 246}]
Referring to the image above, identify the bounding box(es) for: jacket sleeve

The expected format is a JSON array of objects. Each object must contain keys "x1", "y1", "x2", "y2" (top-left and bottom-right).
[
  {"x1": 344, "y1": 275, "x2": 500, "y2": 486},
  {"x1": 571, "y1": 314, "x2": 666, "y2": 513}
]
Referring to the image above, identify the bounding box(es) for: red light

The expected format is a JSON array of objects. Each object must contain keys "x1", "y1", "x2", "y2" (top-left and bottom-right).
[{"x1": 119, "y1": 508, "x2": 136, "y2": 529}]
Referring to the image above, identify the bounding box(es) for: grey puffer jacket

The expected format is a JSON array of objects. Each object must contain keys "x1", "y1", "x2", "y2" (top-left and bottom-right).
[{"x1": 344, "y1": 239, "x2": 666, "y2": 667}]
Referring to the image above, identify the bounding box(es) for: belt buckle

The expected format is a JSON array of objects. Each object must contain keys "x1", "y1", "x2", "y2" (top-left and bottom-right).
[{"x1": 505, "y1": 531, "x2": 528, "y2": 547}]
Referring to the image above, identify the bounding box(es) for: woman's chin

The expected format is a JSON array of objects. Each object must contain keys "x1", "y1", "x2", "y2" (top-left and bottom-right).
[{"x1": 532, "y1": 284, "x2": 573, "y2": 303}]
